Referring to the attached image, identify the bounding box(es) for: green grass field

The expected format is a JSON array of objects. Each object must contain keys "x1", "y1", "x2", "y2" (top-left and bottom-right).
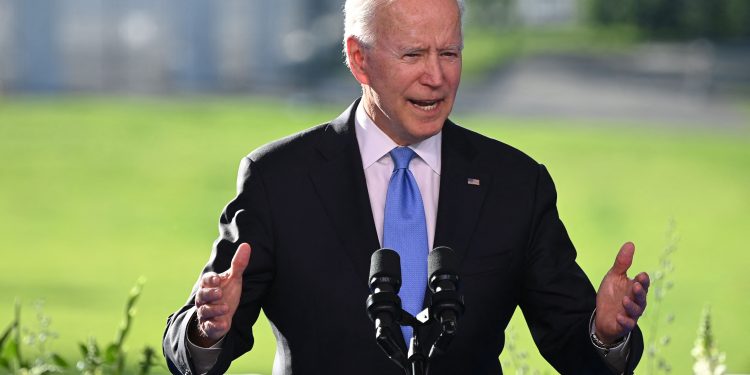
[{"x1": 1, "y1": 97, "x2": 748, "y2": 374}]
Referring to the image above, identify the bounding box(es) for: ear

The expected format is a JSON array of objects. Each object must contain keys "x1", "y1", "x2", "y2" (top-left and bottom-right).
[{"x1": 346, "y1": 36, "x2": 370, "y2": 86}]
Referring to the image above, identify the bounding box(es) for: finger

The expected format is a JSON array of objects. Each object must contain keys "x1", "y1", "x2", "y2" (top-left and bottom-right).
[
  {"x1": 195, "y1": 287, "x2": 223, "y2": 306},
  {"x1": 199, "y1": 319, "x2": 228, "y2": 339},
  {"x1": 230, "y1": 243, "x2": 252, "y2": 277},
  {"x1": 635, "y1": 272, "x2": 650, "y2": 292},
  {"x1": 197, "y1": 303, "x2": 230, "y2": 320},
  {"x1": 200, "y1": 272, "x2": 221, "y2": 288},
  {"x1": 610, "y1": 242, "x2": 635, "y2": 276},
  {"x1": 616, "y1": 313, "x2": 636, "y2": 333},
  {"x1": 622, "y1": 296, "x2": 644, "y2": 319},
  {"x1": 632, "y1": 282, "x2": 648, "y2": 308}
]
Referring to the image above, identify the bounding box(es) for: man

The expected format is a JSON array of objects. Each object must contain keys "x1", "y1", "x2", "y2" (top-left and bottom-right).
[{"x1": 162, "y1": 0, "x2": 650, "y2": 374}]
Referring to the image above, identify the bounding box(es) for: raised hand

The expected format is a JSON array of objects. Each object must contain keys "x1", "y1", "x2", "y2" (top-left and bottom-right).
[
  {"x1": 189, "y1": 243, "x2": 252, "y2": 347},
  {"x1": 595, "y1": 242, "x2": 650, "y2": 344}
]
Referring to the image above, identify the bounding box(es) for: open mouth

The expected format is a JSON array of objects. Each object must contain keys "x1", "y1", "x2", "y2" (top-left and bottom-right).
[{"x1": 409, "y1": 99, "x2": 442, "y2": 111}]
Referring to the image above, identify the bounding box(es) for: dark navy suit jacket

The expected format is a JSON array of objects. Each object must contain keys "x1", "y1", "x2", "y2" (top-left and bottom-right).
[{"x1": 162, "y1": 100, "x2": 643, "y2": 374}]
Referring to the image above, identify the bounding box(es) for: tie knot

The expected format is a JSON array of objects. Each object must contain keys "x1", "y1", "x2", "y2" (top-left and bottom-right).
[{"x1": 390, "y1": 147, "x2": 416, "y2": 170}]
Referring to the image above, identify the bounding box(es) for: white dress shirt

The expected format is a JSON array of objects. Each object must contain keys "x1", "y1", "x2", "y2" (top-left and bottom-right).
[{"x1": 354, "y1": 103, "x2": 441, "y2": 250}]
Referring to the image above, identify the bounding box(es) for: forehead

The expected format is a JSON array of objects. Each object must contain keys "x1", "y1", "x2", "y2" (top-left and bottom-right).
[{"x1": 373, "y1": 0, "x2": 462, "y2": 47}]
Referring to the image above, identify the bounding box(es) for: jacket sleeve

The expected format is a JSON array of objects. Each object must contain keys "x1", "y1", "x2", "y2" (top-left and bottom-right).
[
  {"x1": 162, "y1": 157, "x2": 276, "y2": 375},
  {"x1": 519, "y1": 164, "x2": 644, "y2": 374}
]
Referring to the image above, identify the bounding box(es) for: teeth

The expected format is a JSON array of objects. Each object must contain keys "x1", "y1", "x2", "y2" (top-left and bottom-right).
[{"x1": 411, "y1": 100, "x2": 439, "y2": 111}]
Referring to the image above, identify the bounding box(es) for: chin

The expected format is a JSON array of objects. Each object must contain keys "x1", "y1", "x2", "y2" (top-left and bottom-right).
[{"x1": 407, "y1": 121, "x2": 444, "y2": 142}]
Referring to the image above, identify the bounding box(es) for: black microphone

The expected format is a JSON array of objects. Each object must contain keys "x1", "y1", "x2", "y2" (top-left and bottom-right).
[
  {"x1": 366, "y1": 248, "x2": 407, "y2": 368},
  {"x1": 427, "y1": 246, "x2": 464, "y2": 358}
]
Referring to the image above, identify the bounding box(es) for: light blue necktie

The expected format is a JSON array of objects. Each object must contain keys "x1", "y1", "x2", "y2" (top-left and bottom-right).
[{"x1": 383, "y1": 147, "x2": 428, "y2": 345}]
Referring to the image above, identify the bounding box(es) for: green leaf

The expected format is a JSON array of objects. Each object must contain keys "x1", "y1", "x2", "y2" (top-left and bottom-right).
[
  {"x1": 50, "y1": 353, "x2": 69, "y2": 368},
  {"x1": 78, "y1": 342, "x2": 89, "y2": 356},
  {"x1": 104, "y1": 343, "x2": 119, "y2": 364},
  {"x1": 0, "y1": 320, "x2": 15, "y2": 349},
  {"x1": 4, "y1": 339, "x2": 18, "y2": 363},
  {"x1": 0, "y1": 357, "x2": 10, "y2": 370},
  {"x1": 138, "y1": 346, "x2": 156, "y2": 375}
]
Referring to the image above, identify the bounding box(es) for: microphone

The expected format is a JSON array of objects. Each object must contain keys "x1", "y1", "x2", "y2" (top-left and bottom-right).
[
  {"x1": 366, "y1": 248, "x2": 407, "y2": 367},
  {"x1": 427, "y1": 246, "x2": 464, "y2": 358}
]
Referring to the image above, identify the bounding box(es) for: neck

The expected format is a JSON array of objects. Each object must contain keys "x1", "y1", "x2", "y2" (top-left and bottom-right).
[{"x1": 361, "y1": 91, "x2": 413, "y2": 146}]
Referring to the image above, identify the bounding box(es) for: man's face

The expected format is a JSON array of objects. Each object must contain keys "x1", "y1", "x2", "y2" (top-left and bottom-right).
[{"x1": 349, "y1": 0, "x2": 463, "y2": 145}]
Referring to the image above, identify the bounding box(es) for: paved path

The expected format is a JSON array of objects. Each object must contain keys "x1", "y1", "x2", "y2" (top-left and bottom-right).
[{"x1": 453, "y1": 43, "x2": 749, "y2": 130}]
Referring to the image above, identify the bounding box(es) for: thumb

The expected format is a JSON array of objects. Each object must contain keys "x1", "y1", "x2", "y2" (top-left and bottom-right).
[
  {"x1": 230, "y1": 243, "x2": 252, "y2": 277},
  {"x1": 611, "y1": 242, "x2": 635, "y2": 276}
]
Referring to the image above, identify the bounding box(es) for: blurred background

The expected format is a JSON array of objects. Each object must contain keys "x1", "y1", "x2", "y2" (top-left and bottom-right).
[{"x1": 1, "y1": 0, "x2": 748, "y2": 374}]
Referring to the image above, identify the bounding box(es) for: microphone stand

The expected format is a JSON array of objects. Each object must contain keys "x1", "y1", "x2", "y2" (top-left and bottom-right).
[
  {"x1": 398, "y1": 306, "x2": 457, "y2": 375},
  {"x1": 369, "y1": 293, "x2": 462, "y2": 375},
  {"x1": 400, "y1": 309, "x2": 428, "y2": 375},
  {"x1": 408, "y1": 335, "x2": 425, "y2": 375},
  {"x1": 371, "y1": 306, "x2": 459, "y2": 375}
]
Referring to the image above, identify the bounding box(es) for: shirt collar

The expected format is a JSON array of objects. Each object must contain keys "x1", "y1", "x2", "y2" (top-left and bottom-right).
[{"x1": 354, "y1": 102, "x2": 442, "y2": 174}]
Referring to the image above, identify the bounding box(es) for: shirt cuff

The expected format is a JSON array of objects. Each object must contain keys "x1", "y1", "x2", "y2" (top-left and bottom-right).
[
  {"x1": 185, "y1": 313, "x2": 225, "y2": 375},
  {"x1": 589, "y1": 310, "x2": 631, "y2": 374}
]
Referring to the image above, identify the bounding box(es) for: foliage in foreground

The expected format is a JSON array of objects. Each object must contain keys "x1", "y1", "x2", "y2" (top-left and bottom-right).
[
  {"x1": 644, "y1": 221, "x2": 678, "y2": 374},
  {"x1": 692, "y1": 306, "x2": 726, "y2": 375},
  {"x1": 0, "y1": 278, "x2": 159, "y2": 375}
]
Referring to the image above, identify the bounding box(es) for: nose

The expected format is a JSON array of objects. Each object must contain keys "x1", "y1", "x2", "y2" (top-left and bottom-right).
[{"x1": 420, "y1": 53, "x2": 445, "y2": 87}]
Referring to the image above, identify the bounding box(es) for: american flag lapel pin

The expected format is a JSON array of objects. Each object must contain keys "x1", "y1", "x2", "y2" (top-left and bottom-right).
[{"x1": 467, "y1": 178, "x2": 480, "y2": 186}]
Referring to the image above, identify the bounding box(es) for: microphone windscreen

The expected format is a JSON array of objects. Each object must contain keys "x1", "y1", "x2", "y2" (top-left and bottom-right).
[
  {"x1": 428, "y1": 246, "x2": 457, "y2": 279},
  {"x1": 369, "y1": 248, "x2": 401, "y2": 281}
]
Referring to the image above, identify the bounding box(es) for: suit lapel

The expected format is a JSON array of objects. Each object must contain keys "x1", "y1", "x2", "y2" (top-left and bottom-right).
[
  {"x1": 308, "y1": 108, "x2": 490, "y2": 284},
  {"x1": 309, "y1": 100, "x2": 381, "y2": 283},
  {"x1": 433, "y1": 121, "x2": 491, "y2": 267}
]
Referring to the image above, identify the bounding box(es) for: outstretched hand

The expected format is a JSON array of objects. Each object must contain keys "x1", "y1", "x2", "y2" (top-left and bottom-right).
[
  {"x1": 595, "y1": 242, "x2": 650, "y2": 344},
  {"x1": 189, "y1": 243, "x2": 252, "y2": 347}
]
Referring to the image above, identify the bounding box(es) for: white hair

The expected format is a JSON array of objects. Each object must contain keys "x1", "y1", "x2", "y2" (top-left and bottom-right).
[{"x1": 343, "y1": 0, "x2": 465, "y2": 67}]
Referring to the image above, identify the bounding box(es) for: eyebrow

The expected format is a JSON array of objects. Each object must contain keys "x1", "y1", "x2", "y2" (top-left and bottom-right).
[
  {"x1": 400, "y1": 47, "x2": 428, "y2": 55},
  {"x1": 398, "y1": 44, "x2": 463, "y2": 54}
]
